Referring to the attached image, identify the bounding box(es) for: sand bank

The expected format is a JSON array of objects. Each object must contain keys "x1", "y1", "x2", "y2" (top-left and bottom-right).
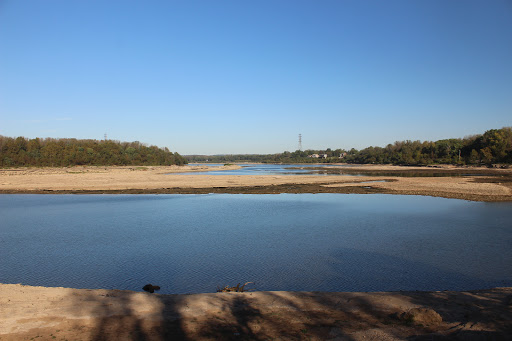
[
  {"x1": 1, "y1": 283, "x2": 511, "y2": 340},
  {"x1": 0, "y1": 164, "x2": 511, "y2": 201}
]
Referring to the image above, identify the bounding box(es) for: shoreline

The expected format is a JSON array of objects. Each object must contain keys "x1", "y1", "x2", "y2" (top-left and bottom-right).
[
  {"x1": 2, "y1": 183, "x2": 511, "y2": 202},
  {"x1": 1, "y1": 283, "x2": 511, "y2": 340},
  {"x1": 1, "y1": 164, "x2": 511, "y2": 202}
]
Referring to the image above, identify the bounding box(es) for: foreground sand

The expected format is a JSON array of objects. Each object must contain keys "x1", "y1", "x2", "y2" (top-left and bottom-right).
[
  {"x1": 1, "y1": 164, "x2": 511, "y2": 201},
  {"x1": 1, "y1": 284, "x2": 511, "y2": 340}
]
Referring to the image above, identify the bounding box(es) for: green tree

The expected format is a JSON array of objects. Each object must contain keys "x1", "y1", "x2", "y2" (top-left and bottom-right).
[{"x1": 469, "y1": 149, "x2": 479, "y2": 165}]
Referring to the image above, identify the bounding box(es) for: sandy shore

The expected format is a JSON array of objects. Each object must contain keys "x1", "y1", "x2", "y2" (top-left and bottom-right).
[
  {"x1": 1, "y1": 283, "x2": 511, "y2": 340},
  {"x1": 1, "y1": 164, "x2": 511, "y2": 201}
]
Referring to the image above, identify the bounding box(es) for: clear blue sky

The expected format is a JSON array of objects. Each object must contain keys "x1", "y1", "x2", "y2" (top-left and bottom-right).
[{"x1": 1, "y1": 0, "x2": 511, "y2": 154}]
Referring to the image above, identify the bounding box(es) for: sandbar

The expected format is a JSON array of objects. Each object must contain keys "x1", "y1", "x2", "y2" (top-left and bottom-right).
[{"x1": 0, "y1": 164, "x2": 511, "y2": 201}]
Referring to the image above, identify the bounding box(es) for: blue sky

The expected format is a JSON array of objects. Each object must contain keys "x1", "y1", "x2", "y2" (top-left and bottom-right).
[{"x1": 1, "y1": 0, "x2": 511, "y2": 154}]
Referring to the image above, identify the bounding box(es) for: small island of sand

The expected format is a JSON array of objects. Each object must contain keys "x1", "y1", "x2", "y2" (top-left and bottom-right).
[{"x1": 1, "y1": 164, "x2": 511, "y2": 202}]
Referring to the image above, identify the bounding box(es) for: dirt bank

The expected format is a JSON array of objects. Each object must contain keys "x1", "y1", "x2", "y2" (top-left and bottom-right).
[
  {"x1": 1, "y1": 284, "x2": 511, "y2": 340},
  {"x1": 1, "y1": 164, "x2": 511, "y2": 201}
]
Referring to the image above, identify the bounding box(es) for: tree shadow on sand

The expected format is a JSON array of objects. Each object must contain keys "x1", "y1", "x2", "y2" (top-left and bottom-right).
[
  {"x1": 61, "y1": 284, "x2": 512, "y2": 341},
  {"x1": 60, "y1": 245, "x2": 512, "y2": 340},
  {"x1": 66, "y1": 288, "x2": 187, "y2": 340},
  {"x1": 402, "y1": 289, "x2": 512, "y2": 340}
]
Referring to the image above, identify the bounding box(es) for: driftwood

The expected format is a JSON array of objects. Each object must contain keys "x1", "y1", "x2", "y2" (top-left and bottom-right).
[{"x1": 217, "y1": 282, "x2": 254, "y2": 293}]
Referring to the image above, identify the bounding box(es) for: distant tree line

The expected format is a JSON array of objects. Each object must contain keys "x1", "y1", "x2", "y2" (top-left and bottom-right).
[
  {"x1": 185, "y1": 149, "x2": 347, "y2": 164},
  {"x1": 344, "y1": 127, "x2": 512, "y2": 166},
  {"x1": 0, "y1": 136, "x2": 187, "y2": 167},
  {"x1": 187, "y1": 127, "x2": 512, "y2": 166}
]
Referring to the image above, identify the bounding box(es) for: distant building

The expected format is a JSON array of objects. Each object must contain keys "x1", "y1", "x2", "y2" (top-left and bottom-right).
[{"x1": 308, "y1": 153, "x2": 328, "y2": 159}]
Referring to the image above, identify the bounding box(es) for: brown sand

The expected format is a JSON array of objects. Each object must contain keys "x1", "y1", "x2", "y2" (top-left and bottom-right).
[
  {"x1": 1, "y1": 284, "x2": 511, "y2": 340},
  {"x1": 1, "y1": 164, "x2": 511, "y2": 201}
]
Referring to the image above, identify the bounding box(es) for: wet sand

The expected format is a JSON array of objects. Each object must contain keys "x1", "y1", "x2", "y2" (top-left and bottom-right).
[
  {"x1": 0, "y1": 164, "x2": 511, "y2": 201},
  {"x1": 1, "y1": 283, "x2": 511, "y2": 340}
]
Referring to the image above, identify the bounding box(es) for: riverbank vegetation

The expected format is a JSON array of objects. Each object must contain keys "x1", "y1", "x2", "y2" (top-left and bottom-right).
[
  {"x1": 2, "y1": 127, "x2": 510, "y2": 168},
  {"x1": 0, "y1": 136, "x2": 187, "y2": 167},
  {"x1": 187, "y1": 127, "x2": 512, "y2": 166}
]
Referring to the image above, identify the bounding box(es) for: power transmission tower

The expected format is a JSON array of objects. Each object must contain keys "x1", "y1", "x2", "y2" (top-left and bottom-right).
[{"x1": 298, "y1": 134, "x2": 302, "y2": 151}]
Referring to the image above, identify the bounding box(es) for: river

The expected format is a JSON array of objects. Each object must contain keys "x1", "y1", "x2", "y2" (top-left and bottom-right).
[{"x1": 1, "y1": 194, "x2": 511, "y2": 294}]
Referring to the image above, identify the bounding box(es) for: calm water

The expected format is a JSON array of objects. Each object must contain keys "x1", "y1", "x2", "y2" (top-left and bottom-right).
[
  {"x1": 1, "y1": 194, "x2": 511, "y2": 294},
  {"x1": 183, "y1": 163, "x2": 488, "y2": 177},
  {"x1": 183, "y1": 163, "x2": 342, "y2": 176}
]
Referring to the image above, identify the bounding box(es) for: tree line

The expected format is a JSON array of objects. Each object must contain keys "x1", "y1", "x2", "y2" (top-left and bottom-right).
[
  {"x1": 187, "y1": 127, "x2": 512, "y2": 166},
  {"x1": 0, "y1": 136, "x2": 187, "y2": 167},
  {"x1": 185, "y1": 150, "x2": 347, "y2": 164},
  {"x1": 344, "y1": 127, "x2": 512, "y2": 166},
  {"x1": 2, "y1": 127, "x2": 510, "y2": 167}
]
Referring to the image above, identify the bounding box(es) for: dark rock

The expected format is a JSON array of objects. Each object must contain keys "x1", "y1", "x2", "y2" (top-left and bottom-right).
[{"x1": 142, "y1": 284, "x2": 160, "y2": 293}]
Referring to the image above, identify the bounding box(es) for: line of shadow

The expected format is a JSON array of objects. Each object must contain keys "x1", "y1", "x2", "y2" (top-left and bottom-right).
[{"x1": 64, "y1": 285, "x2": 511, "y2": 340}]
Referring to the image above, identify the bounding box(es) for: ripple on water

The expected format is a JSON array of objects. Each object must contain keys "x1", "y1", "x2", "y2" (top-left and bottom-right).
[{"x1": 0, "y1": 194, "x2": 511, "y2": 293}]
